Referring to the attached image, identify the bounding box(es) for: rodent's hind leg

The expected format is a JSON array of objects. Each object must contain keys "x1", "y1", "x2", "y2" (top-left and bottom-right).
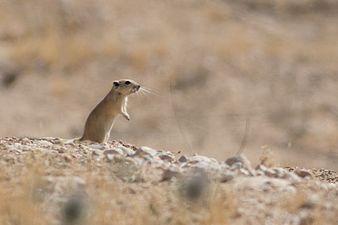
[
  {"x1": 103, "y1": 133, "x2": 110, "y2": 143},
  {"x1": 104, "y1": 123, "x2": 114, "y2": 142}
]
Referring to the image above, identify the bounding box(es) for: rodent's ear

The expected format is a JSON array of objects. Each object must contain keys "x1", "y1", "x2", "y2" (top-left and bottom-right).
[{"x1": 113, "y1": 81, "x2": 120, "y2": 88}]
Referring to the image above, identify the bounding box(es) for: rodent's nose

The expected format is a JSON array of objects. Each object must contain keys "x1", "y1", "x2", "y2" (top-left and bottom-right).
[{"x1": 136, "y1": 85, "x2": 140, "y2": 90}]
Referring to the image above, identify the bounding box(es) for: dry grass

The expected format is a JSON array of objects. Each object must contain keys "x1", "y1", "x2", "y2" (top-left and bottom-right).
[
  {"x1": 0, "y1": 137, "x2": 337, "y2": 225},
  {"x1": 258, "y1": 146, "x2": 278, "y2": 168},
  {"x1": 0, "y1": 0, "x2": 338, "y2": 172},
  {"x1": 0, "y1": 155, "x2": 238, "y2": 225}
]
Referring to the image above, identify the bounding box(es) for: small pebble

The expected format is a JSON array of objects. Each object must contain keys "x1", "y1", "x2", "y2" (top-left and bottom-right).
[{"x1": 295, "y1": 168, "x2": 313, "y2": 178}]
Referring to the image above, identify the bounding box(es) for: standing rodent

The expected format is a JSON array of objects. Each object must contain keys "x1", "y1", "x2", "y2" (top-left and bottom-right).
[{"x1": 80, "y1": 79, "x2": 141, "y2": 143}]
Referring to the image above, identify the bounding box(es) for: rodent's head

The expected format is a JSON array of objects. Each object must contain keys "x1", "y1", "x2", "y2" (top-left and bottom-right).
[{"x1": 112, "y1": 79, "x2": 141, "y2": 95}]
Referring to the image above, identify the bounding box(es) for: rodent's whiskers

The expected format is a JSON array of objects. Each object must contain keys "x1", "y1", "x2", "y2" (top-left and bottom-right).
[
  {"x1": 137, "y1": 88, "x2": 146, "y2": 96},
  {"x1": 139, "y1": 90, "x2": 147, "y2": 96},
  {"x1": 140, "y1": 86, "x2": 160, "y2": 96},
  {"x1": 140, "y1": 86, "x2": 152, "y2": 94}
]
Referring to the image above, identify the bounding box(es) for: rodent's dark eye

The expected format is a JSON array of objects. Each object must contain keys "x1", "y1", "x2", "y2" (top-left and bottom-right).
[
  {"x1": 113, "y1": 81, "x2": 119, "y2": 87},
  {"x1": 125, "y1": 81, "x2": 131, "y2": 85}
]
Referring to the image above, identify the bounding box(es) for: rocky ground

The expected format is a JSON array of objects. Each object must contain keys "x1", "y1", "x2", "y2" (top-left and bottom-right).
[{"x1": 0, "y1": 137, "x2": 337, "y2": 225}]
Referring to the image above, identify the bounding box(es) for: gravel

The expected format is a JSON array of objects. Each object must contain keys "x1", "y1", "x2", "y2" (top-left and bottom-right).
[{"x1": 0, "y1": 137, "x2": 337, "y2": 225}]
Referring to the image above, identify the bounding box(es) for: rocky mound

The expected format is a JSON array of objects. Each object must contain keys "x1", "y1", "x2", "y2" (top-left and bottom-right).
[{"x1": 0, "y1": 137, "x2": 337, "y2": 225}]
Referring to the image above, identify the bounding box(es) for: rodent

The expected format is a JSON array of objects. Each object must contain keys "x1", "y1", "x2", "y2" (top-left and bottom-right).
[{"x1": 80, "y1": 79, "x2": 141, "y2": 143}]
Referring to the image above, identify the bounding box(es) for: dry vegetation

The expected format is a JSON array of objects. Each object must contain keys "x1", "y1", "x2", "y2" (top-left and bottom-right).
[
  {"x1": 0, "y1": 0, "x2": 338, "y2": 169},
  {"x1": 0, "y1": 1, "x2": 338, "y2": 223},
  {"x1": 0, "y1": 137, "x2": 337, "y2": 225}
]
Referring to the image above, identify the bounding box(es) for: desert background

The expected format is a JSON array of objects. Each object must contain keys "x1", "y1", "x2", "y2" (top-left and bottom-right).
[{"x1": 0, "y1": 0, "x2": 338, "y2": 170}]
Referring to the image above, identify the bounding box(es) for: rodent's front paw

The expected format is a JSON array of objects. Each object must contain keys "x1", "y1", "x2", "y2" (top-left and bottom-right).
[{"x1": 122, "y1": 113, "x2": 130, "y2": 121}]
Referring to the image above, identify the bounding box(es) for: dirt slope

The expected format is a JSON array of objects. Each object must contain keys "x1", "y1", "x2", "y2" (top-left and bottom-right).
[{"x1": 0, "y1": 137, "x2": 337, "y2": 225}]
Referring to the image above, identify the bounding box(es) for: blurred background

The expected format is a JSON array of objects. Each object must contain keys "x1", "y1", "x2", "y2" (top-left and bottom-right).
[{"x1": 0, "y1": 0, "x2": 337, "y2": 169}]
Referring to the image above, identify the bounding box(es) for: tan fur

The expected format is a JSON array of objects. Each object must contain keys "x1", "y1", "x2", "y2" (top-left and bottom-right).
[{"x1": 80, "y1": 79, "x2": 140, "y2": 143}]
